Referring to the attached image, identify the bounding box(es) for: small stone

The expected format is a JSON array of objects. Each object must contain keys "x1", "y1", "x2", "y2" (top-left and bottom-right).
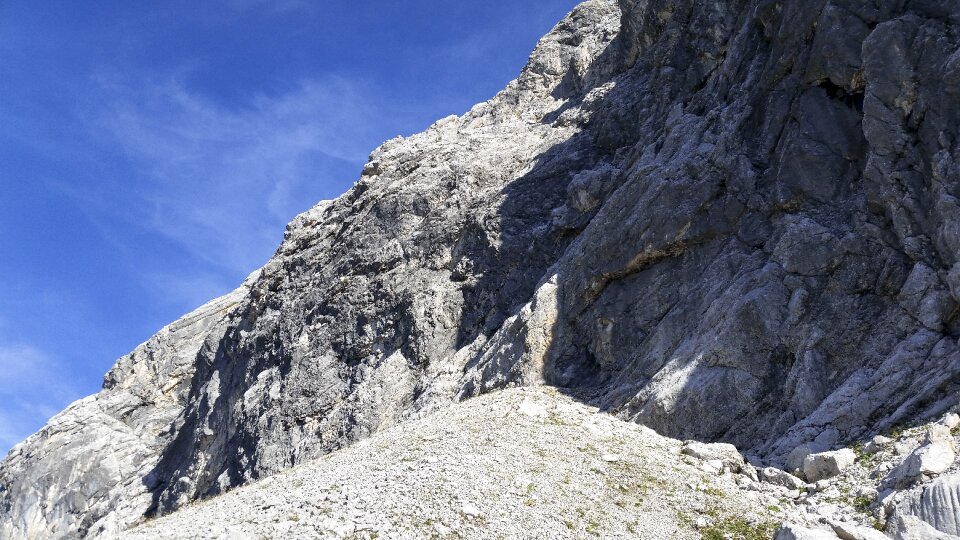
[
  {"x1": 460, "y1": 503, "x2": 481, "y2": 518},
  {"x1": 943, "y1": 413, "x2": 960, "y2": 430},
  {"x1": 600, "y1": 453, "x2": 620, "y2": 462},
  {"x1": 814, "y1": 479, "x2": 833, "y2": 492},
  {"x1": 820, "y1": 486, "x2": 842, "y2": 499},
  {"x1": 741, "y1": 462, "x2": 760, "y2": 482},
  {"x1": 815, "y1": 503, "x2": 841, "y2": 519},
  {"x1": 864, "y1": 435, "x2": 891, "y2": 454},
  {"x1": 517, "y1": 400, "x2": 547, "y2": 419},
  {"x1": 433, "y1": 522, "x2": 452, "y2": 536},
  {"x1": 894, "y1": 441, "x2": 914, "y2": 456},
  {"x1": 803, "y1": 449, "x2": 856, "y2": 482}
]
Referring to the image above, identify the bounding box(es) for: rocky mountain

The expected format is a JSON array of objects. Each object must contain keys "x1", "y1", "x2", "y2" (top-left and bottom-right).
[
  {"x1": 118, "y1": 387, "x2": 779, "y2": 539},
  {"x1": 111, "y1": 388, "x2": 960, "y2": 540},
  {"x1": 3, "y1": 0, "x2": 960, "y2": 538}
]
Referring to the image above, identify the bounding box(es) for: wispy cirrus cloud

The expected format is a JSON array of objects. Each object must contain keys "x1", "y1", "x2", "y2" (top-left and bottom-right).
[
  {"x1": 90, "y1": 74, "x2": 382, "y2": 277},
  {"x1": 0, "y1": 344, "x2": 82, "y2": 454},
  {"x1": 33, "y1": 69, "x2": 394, "y2": 313}
]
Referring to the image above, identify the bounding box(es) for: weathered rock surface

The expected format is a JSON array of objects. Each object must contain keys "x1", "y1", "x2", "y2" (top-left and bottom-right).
[
  {"x1": 830, "y1": 521, "x2": 890, "y2": 540},
  {"x1": 681, "y1": 441, "x2": 747, "y2": 474},
  {"x1": 760, "y1": 466, "x2": 807, "y2": 491},
  {"x1": 776, "y1": 524, "x2": 841, "y2": 540},
  {"x1": 0, "y1": 280, "x2": 255, "y2": 538},
  {"x1": 3, "y1": 0, "x2": 960, "y2": 537},
  {"x1": 891, "y1": 474, "x2": 960, "y2": 538},
  {"x1": 887, "y1": 442, "x2": 956, "y2": 487},
  {"x1": 119, "y1": 387, "x2": 781, "y2": 539},
  {"x1": 805, "y1": 449, "x2": 857, "y2": 482}
]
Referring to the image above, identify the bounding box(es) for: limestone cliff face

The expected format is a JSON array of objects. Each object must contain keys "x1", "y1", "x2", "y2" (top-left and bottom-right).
[{"x1": 3, "y1": 0, "x2": 960, "y2": 537}]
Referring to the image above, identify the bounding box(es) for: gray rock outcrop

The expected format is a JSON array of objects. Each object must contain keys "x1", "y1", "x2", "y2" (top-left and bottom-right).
[
  {"x1": 891, "y1": 474, "x2": 960, "y2": 538},
  {"x1": 0, "y1": 280, "x2": 255, "y2": 538},
  {"x1": 804, "y1": 449, "x2": 857, "y2": 482},
  {"x1": 3, "y1": 0, "x2": 960, "y2": 537}
]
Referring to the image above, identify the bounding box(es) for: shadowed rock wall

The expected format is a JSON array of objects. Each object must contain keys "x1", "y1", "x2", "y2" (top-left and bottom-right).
[{"x1": 2, "y1": 0, "x2": 959, "y2": 537}]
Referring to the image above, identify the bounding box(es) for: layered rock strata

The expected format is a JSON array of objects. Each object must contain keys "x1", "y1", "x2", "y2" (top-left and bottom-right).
[{"x1": 3, "y1": 0, "x2": 960, "y2": 537}]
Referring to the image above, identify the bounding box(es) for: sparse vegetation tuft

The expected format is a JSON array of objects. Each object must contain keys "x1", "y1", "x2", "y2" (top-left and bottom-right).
[
  {"x1": 852, "y1": 495, "x2": 872, "y2": 513},
  {"x1": 700, "y1": 517, "x2": 777, "y2": 540}
]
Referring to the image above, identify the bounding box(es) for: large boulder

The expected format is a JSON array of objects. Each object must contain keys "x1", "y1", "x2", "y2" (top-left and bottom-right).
[
  {"x1": 776, "y1": 524, "x2": 841, "y2": 540},
  {"x1": 803, "y1": 450, "x2": 857, "y2": 482},
  {"x1": 760, "y1": 467, "x2": 807, "y2": 490},
  {"x1": 886, "y1": 442, "x2": 956, "y2": 487},
  {"x1": 829, "y1": 521, "x2": 891, "y2": 540},
  {"x1": 680, "y1": 441, "x2": 747, "y2": 473}
]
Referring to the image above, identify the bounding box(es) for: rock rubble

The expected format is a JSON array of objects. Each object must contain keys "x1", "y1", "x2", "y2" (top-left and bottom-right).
[{"x1": 3, "y1": 0, "x2": 960, "y2": 537}]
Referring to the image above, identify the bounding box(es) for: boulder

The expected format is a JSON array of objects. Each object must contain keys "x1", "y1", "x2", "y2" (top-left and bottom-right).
[
  {"x1": 787, "y1": 445, "x2": 815, "y2": 474},
  {"x1": 886, "y1": 443, "x2": 956, "y2": 486},
  {"x1": 803, "y1": 449, "x2": 857, "y2": 482},
  {"x1": 760, "y1": 467, "x2": 807, "y2": 490},
  {"x1": 866, "y1": 436, "x2": 893, "y2": 454},
  {"x1": 680, "y1": 441, "x2": 746, "y2": 473},
  {"x1": 776, "y1": 524, "x2": 841, "y2": 540},
  {"x1": 924, "y1": 425, "x2": 954, "y2": 445},
  {"x1": 829, "y1": 521, "x2": 891, "y2": 540}
]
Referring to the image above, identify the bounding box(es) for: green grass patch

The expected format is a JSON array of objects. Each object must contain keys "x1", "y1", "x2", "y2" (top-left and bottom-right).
[
  {"x1": 700, "y1": 518, "x2": 777, "y2": 540},
  {"x1": 852, "y1": 495, "x2": 872, "y2": 513}
]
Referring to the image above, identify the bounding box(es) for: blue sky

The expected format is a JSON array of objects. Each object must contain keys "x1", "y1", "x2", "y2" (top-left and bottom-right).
[{"x1": 0, "y1": 0, "x2": 580, "y2": 453}]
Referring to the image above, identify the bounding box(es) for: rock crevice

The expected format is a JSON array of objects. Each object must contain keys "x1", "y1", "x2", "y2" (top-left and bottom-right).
[{"x1": 3, "y1": 0, "x2": 960, "y2": 537}]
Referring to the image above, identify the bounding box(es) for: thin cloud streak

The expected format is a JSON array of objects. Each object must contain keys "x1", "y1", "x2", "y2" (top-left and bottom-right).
[
  {"x1": 0, "y1": 344, "x2": 83, "y2": 453},
  {"x1": 91, "y1": 73, "x2": 384, "y2": 278}
]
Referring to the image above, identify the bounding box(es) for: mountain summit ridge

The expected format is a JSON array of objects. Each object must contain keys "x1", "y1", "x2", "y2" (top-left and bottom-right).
[{"x1": 3, "y1": 0, "x2": 960, "y2": 537}]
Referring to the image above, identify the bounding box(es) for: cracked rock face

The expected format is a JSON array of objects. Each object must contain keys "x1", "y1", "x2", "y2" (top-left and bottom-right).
[{"x1": 3, "y1": 0, "x2": 960, "y2": 537}]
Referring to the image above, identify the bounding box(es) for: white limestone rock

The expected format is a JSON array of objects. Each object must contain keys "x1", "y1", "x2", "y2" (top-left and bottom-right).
[
  {"x1": 804, "y1": 450, "x2": 857, "y2": 482},
  {"x1": 829, "y1": 521, "x2": 891, "y2": 540},
  {"x1": 776, "y1": 524, "x2": 841, "y2": 540},
  {"x1": 886, "y1": 443, "x2": 956, "y2": 487},
  {"x1": 866, "y1": 436, "x2": 894, "y2": 455},
  {"x1": 887, "y1": 514, "x2": 959, "y2": 540},
  {"x1": 760, "y1": 467, "x2": 808, "y2": 490},
  {"x1": 5, "y1": 0, "x2": 960, "y2": 537},
  {"x1": 890, "y1": 474, "x2": 960, "y2": 537},
  {"x1": 681, "y1": 441, "x2": 747, "y2": 473}
]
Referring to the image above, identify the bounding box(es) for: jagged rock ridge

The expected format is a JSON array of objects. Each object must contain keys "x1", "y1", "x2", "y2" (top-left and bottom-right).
[{"x1": 2, "y1": 0, "x2": 960, "y2": 537}]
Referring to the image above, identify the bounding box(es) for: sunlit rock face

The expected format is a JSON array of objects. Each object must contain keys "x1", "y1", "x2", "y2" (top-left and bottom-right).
[{"x1": 3, "y1": 0, "x2": 960, "y2": 537}]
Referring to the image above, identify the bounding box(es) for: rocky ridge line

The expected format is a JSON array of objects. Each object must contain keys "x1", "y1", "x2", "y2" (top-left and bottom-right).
[{"x1": 3, "y1": 0, "x2": 960, "y2": 537}]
